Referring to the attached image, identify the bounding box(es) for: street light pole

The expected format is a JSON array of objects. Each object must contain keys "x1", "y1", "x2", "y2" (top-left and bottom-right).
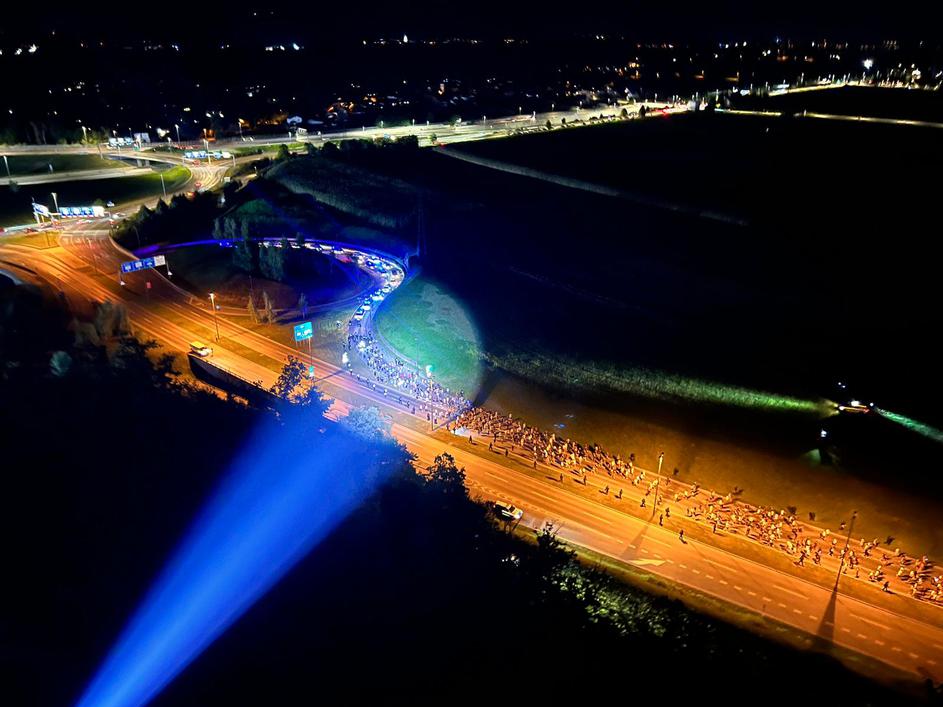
[
  {"x1": 159, "y1": 171, "x2": 166, "y2": 198},
  {"x1": 51, "y1": 191, "x2": 59, "y2": 219},
  {"x1": 2, "y1": 155, "x2": 9, "y2": 177},
  {"x1": 652, "y1": 451, "x2": 665, "y2": 517},
  {"x1": 209, "y1": 292, "x2": 220, "y2": 341},
  {"x1": 175, "y1": 123, "x2": 180, "y2": 144}
]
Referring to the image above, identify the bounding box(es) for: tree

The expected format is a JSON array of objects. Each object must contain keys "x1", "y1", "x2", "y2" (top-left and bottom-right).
[
  {"x1": 270, "y1": 355, "x2": 306, "y2": 400},
  {"x1": 429, "y1": 133, "x2": 437, "y2": 145},
  {"x1": 297, "y1": 292, "x2": 308, "y2": 319},
  {"x1": 246, "y1": 296, "x2": 260, "y2": 324},
  {"x1": 49, "y1": 351, "x2": 72, "y2": 377},
  {"x1": 620, "y1": 107, "x2": 629, "y2": 119},
  {"x1": 425, "y1": 453, "x2": 467, "y2": 500},
  {"x1": 638, "y1": 105, "x2": 647, "y2": 118},
  {"x1": 232, "y1": 235, "x2": 255, "y2": 273},
  {"x1": 260, "y1": 243, "x2": 284, "y2": 281},
  {"x1": 545, "y1": 119, "x2": 552, "y2": 130},
  {"x1": 304, "y1": 142, "x2": 317, "y2": 156},
  {"x1": 276, "y1": 143, "x2": 291, "y2": 161},
  {"x1": 341, "y1": 405, "x2": 392, "y2": 441},
  {"x1": 261, "y1": 290, "x2": 276, "y2": 324},
  {"x1": 321, "y1": 141, "x2": 339, "y2": 157}
]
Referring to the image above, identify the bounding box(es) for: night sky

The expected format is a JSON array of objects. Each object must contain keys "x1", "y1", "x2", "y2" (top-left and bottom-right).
[{"x1": 5, "y1": 2, "x2": 943, "y2": 42}]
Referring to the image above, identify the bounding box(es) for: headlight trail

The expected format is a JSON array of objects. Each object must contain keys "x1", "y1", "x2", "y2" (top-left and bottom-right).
[
  {"x1": 875, "y1": 408, "x2": 943, "y2": 445},
  {"x1": 76, "y1": 409, "x2": 392, "y2": 707}
]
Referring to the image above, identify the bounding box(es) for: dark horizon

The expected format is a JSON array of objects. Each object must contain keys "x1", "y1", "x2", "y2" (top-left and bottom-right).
[{"x1": 5, "y1": 3, "x2": 943, "y2": 45}]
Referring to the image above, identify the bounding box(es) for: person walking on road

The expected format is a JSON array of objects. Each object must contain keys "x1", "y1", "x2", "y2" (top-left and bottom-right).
[
  {"x1": 659, "y1": 513, "x2": 664, "y2": 526},
  {"x1": 678, "y1": 529, "x2": 685, "y2": 542}
]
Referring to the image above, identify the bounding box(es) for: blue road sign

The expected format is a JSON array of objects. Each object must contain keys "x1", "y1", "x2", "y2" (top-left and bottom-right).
[
  {"x1": 294, "y1": 321, "x2": 313, "y2": 342},
  {"x1": 121, "y1": 255, "x2": 166, "y2": 273}
]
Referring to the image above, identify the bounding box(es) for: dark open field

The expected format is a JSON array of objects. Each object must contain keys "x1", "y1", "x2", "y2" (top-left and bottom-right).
[{"x1": 730, "y1": 85, "x2": 943, "y2": 123}]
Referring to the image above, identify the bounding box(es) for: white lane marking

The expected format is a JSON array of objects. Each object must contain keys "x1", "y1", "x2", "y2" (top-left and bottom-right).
[
  {"x1": 929, "y1": 660, "x2": 937, "y2": 666},
  {"x1": 706, "y1": 559, "x2": 738, "y2": 573},
  {"x1": 747, "y1": 590, "x2": 757, "y2": 597},
  {"x1": 853, "y1": 615, "x2": 891, "y2": 631},
  {"x1": 857, "y1": 634, "x2": 868, "y2": 639},
  {"x1": 762, "y1": 596, "x2": 772, "y2": 602},
  {"x1": 733, "y1": 585, "x2": 743, "y2": 591},
  {"x1": 641, "y1": 548, "x2": 650, "y2": 554},
  {"x1": 645, "y1": 535, "x2": 674, "y2": 549},
  {"x1": 874, "y1": 640, "x2": 885, "y2": 646},
  {"x1": 705, "y1": 574, "x2": 715, "y2": 580},
  {"x1": 773, "y1": 584, "x2": 808, "y2": 600},
  {"x1": 777, "y1": 602, "x2": 787, "y2": 609},
  {"x1": 891, "y1": 646, "x2": 902, "y2": 652},
  {"x1": 841, "y1": 628, "x2": 851, "y2": 634},
  {"x1": 792, "y1": 609, "x2": 803, "y2": 615},
  {"x1": 807, "y1": 614, "x2": 816, "y2": 621},
  {"x1": 628, "y1": 543, "x2": 637, "y2": 549},
  {"x1": 691, "y1": 568, "x2": 701, "y2": 574},
  {"x1": 665, "y1": 559, "x2": 674, "y2": 564},
  {"x1": 679, "y1": 563, "x2": 687, "y2": 569},
  {"x1": 909, "y1": 653, "x2": 919, "y2": 659},
  {"x1": 932, "y1": 644, "x2": 943, "y2": 650},
  {"x1": 719, "y1": 580, "x2": 729, "y2": 585}
]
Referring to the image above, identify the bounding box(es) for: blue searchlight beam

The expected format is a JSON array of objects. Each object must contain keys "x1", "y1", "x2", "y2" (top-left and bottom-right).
[{"x1": 77, "y1": 410, "x2": 391, "y2": 707}]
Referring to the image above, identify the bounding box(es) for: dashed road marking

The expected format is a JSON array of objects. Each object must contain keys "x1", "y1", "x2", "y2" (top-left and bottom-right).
[
  {"x1": 807, "y1": 614, "x2": 817, "y2": 621},
  {"x1": 909, "y1": 653, "x2": 919, "y2": 659},
  {"x1": 762, "y1": 596, "x2": 772, "y2": 603},
  {"x1": 733, "y1": 585, "x2": 743, "y2": 591},
  {"x1": 628, "y1": 543, "x2": 637, "y2": 549},
  {"x1": 719, "y1": 579, "x2": 728, "y2": 585},
  {"x1": 705, "y1": 574, "x2": 715, "y2": 580},
  {"x1": 679, "y1": 563, "x2": 687, "y2": 569},
  {"x1": 928, "y1": 660, "x2": 937, "y2": 666},
  {"x1": 641, "y1": 548, "x2": 650, "y2": 554},
  {"x1": 777, "y1": 602, "x2": 787, "y2": 609},
  {"x1": 856, "y1": 634, "x2": 868, "y2": 640},
  {"x1": 933, "y1": 644, "x2": 943, "y2": 651},
  {"x1": 853, "y1": 615, "x2": 891, "y2": 631},
  {"x1": 706, "y1": 559, "x2": 737, "y2": 573},
  {"x1": 747, "y1": 590, "x2": 757, "y2": 597},
  {"x1": 874, "y1": 640, "x2": 885, "y2": 646},
  {"x1": 792, "y1": 609, "x2": 803, "y2": 615},
  {"x1": 841, "y1": 628, "x2": 851, "y2": 634},
  {"x1": 691, "y1": 569, "x2": 701, "y2": 575},
  {"x1": 773, "y1": 584, "x2": 808, "y2": 600},
  {"x1": 891, "y1": 646, "x2": 902, "y2": 653}
]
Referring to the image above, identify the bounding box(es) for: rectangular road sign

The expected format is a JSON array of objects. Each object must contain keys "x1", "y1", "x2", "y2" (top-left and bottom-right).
[
  {"x1": 294, "y1": 321, "x2": 313, "y2": 342},
  {"x1": 120, "y1": 255, "x2": 166, "y2": 273}
]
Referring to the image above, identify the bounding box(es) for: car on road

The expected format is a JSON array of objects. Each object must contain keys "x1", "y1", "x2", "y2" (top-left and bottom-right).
[
  {"x1": 189, "y1": 340, "x2": 213, "y2": 357},
  {"x1": 494, "y1": 501, "x2": 524, "y2": 521}
]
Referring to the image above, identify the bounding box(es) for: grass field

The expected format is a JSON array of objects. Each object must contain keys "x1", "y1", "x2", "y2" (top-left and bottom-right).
[
  {"x1": 1, "y1": 154, "x2": 132, "y2": 177},
  {"x1": 374, "y1": 276, "x2": 483, "y2": 395},
  {"x1": 0, "y1": 166, "x2": 190, "y2": 226}
]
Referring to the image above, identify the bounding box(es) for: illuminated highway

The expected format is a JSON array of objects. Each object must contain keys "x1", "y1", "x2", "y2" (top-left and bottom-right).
[{"x1": 1, "y1": 215, "x2": 941, "y2": 683}]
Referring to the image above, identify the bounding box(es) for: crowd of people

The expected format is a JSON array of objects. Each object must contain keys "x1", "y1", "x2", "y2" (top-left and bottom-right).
[
  {"x1": 346, "y1": 333, "x2": 470, "y2": 418},
  {"x1": 347, "y1": 332, "x2": 943, "y2": 609},
  {"x1": 450, "y1": 408, "x2": 943, "y2": 608}
]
